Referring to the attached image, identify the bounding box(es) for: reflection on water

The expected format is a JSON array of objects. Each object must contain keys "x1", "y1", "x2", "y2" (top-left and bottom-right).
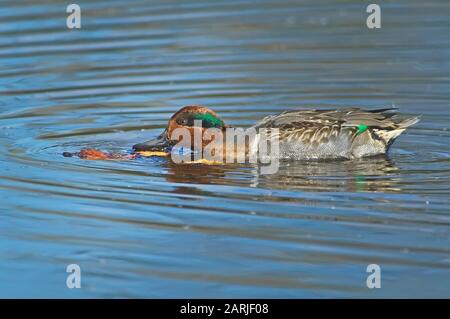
[
  {"x1": 253, "y1": 157, "x2": 401, "y2": 193},
  {"x1": 1, "y1": 0, "x2": 450, "y2": 298},
  {"x1": 163, "y1": 156, "x2": 401, "y2": 193}
]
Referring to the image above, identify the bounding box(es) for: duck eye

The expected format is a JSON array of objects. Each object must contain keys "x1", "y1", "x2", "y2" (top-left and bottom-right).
[{"x1": 179, "y1": 118, "x2": 189, "y2": 125}]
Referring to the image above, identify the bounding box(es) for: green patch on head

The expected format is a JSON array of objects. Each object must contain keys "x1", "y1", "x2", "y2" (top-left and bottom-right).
[
  {"x1": 193, "y1": 112, "x2": 224, "y2": 128},
  {"x1": 356, "y1": 124, "x2": 369, "y2": 135}
]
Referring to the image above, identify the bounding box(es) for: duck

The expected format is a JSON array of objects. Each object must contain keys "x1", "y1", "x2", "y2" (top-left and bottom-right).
[{"x1": 132, "y1": 105, "x2": 419, "y2": 160}]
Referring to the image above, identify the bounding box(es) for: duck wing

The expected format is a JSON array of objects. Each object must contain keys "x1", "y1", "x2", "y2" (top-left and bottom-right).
[{"x1": 252, "y1": 107, "x2": 417, "y2": 145}]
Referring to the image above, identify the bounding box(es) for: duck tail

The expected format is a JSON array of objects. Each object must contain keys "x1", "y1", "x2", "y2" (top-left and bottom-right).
[
  {"x1": 397, "y1": 116, "x2": 421, "y2": 129},
  {"x1": 375, "y1": 116, "x2": 420, "y2": 147}
]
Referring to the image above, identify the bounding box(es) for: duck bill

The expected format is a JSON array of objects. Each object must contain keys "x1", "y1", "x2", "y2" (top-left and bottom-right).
[{"x1": 132, "y1": 130, "x2": 171, "y2": 152}]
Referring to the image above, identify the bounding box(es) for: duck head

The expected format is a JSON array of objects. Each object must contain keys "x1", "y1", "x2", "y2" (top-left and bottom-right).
[{"x1": 132, "y1": 105, "x2": 228, "y2": 152}]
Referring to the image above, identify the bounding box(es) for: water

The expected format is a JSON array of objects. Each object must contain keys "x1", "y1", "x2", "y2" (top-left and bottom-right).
[{"x1": 0, "y1": 0, "x2": 449, "y2": 298}]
